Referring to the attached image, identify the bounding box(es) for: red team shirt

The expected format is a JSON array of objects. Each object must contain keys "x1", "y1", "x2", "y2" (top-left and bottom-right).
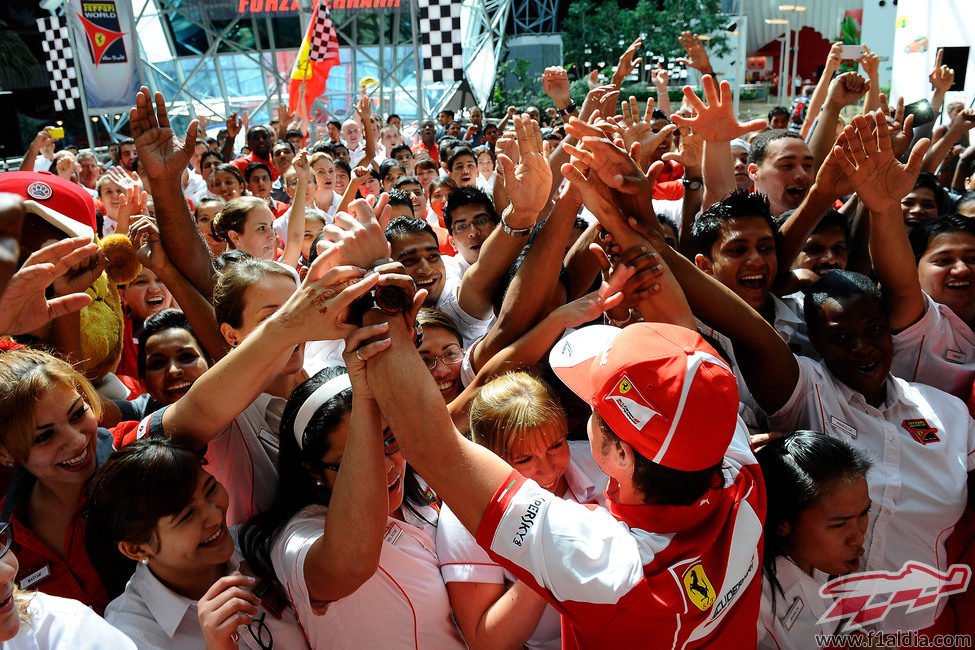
[{"x1": 475, "y1": 418, "x2": 766, "y2": 649}]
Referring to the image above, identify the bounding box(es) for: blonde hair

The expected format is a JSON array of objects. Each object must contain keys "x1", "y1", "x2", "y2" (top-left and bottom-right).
[
  {"x1": 0, "y1": 348, "x2": 102, "y2": 464},
  {"x1": 469, "y1": 372, "x2": 567, "y2": 462},
  {"x1": 309, "y1": 152, "x2": 334, "y2": 168}
]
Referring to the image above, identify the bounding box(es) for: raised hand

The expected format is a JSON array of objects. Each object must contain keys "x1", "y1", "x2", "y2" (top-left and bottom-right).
[
  {"x1": 51, "y1": 240, "x2": 106, "y2": 297},
  {"x1": 620, "y1": 96, "x2": 677, "y2": 165},
  {"x1": 542, "y1": 66, "x2": 571, "y2": 108},
  {"x1": 106, "y1": 165, "x2": 139, "y2": 191},
  {"x1": 586, "y1": 69, "x2": 601, "y2": 91},
  {"x1": 292, "y1": 149, "x2": 312, "y2": 183},
  {"x1": 825, "y1": 72, "x2": 869, "y2": 109},
  {"x1": 496, "y1": 115, "x2": 552, "y2": 226},
  {"x1": 355, "y1": 93, "x2": 372, "y2": 124},
  {"x1": 859, "y1": 45, "x2": 880, "y2": 79},
  {"x1": 677, "y1": 31, "x2": 713, "y2": 74},
  {"x1": 662, "y1": 126, "x2": 703, "y2": 170},
  {"x1": 611, "y1": 38, "x2": 643, "y2": 89},
  {"x1": 128, "y1": 216, "x2": 169, "y2": 273},
  {"x1": 579, "y1": 85, "x2": 620, "y2": 123},
  {"x1": 651, "y1": 65, "x2": 670, "y2": 91},
  {"x1": 929, "y1": 49, "x2": 955, "y2": 94},
  {"x1": 831, "y1": 111, "x2": 930, "y2": 212},
  {"x1": 0, "y1": 237, "x2": 97, "y2": 335},
  {"x1": 825, "y1": 42, "x2": 843, "y2": 72},
  {"x1": 314, "y1": 206, "x2": 390, "y2": 277},
  {"x1": 671, "y1": 75, "x2": 766, "y2": 141},
  {"x1": 129, "y1": 86, "x2": 199, "y2": 181},
  {"x1": 197, "y1": 573, "x2": 260, "y2": 650},
  {"x1": 879, "y1": 94, "x2": 915, "y2": 159},
  {"x1": 226, "y1": 112, "x2": 242, "y2": 141},
  {"x1": 552, "y1": 257, "x2": 635, "y2": 327},
  {"x1": 117, "y1": 185, "x2": 148, "y2": 224}
]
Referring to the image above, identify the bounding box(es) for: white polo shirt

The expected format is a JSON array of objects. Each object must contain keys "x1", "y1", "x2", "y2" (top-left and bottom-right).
[
  {"x1": 698, "y1": 294, "x2": 817, "y2": 433},
  {"x1": 271, "y1": 503, "x2": 467, "y2": 649},
  {"x1": 436, "y1": 442, "x2": 608, "y2": 650},
  {"x1": 139, "y1": 393, "x2": 284, "y2": 526},
  {"x1": 105, "y1": 542, "x2": 307, "y2": 650},
  {"x1": 891, "y1": 292, "x2": 975, "y2": 400},
  {"x1": 766, "y1": 355, "x2": 975, "y2": 632},
  {"x1": 5, "y1": 592, "x2": 136, "y2": 650},
  {"x1": 759, "y1": 556, "x2": 837, "y2": 649},
  {"x1": 436, "y1": 276, "x2": 493, "y2": 348}
]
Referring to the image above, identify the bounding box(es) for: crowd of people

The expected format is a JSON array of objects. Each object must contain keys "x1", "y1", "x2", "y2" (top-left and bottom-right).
[{"x1": 0, "y1": 28, "x2": 973, "y2": 649}]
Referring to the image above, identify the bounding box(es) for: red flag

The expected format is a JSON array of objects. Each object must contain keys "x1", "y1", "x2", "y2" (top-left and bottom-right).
[{"x1": 288, "y1": 0, "x2": 340, "y2": 117}]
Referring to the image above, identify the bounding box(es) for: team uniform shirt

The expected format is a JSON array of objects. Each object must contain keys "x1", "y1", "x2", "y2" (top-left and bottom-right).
[
  {"x1": 271, "y1": 503, "x2": 467, "y2": 649},
  {"x1": 698, "y1": 294, "x2": 815, "y2": 433},
  {"x1": 759, "y1": 556, "x2": 837, "y2": 649},
  {"x1": 412, "y1": 141, "x2": 440, "y2": 165},
  {"x1": 436, "y1": 275, "x2": 493, "y2": 348},
  {"x1": 765, "y1": 355, "x2": 975, "y2": 632},
  {"x1": 105, "y1": 535, "x2": 307, "y2": 650},
  {"x1": 475, "y1": 417, "x2": 765, "y2": 649},
  {"x1": 4, "y1": 592, "x2": 136, "y2": 650},
  {"x1": 231, "y1": 152, "x2": 280, "y2": 181},
  {"x1": 0, "y1": 429, "x2": 116, "y2": 614},
  {"x1": 890, "y1": 292, "x2": 975, "y2": 400},
  {"x1": 137, "y1": 393, "x2": 284, "y2": 526},
  {"x1": 437, "y1": 441, "x2": 607, "y2": 650}
]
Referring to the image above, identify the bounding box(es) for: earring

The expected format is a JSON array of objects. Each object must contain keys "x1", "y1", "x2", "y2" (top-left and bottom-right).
[
  {"x1": 315, "y1": 479, "x2": 325, "y2": 488},
  {"x1": 141, "y1": 556, "x2": 149, "y2": 565}
]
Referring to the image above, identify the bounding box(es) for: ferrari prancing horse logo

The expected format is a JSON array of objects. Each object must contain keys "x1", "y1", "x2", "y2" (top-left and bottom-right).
[{"x1": 683, "y1": 562, "x2": 716, "y2": 611}]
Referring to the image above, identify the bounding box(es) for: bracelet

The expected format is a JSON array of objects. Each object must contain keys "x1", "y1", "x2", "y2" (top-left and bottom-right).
[
  {"x1": 558, "y1": 101, "x2": 578, "y2": 117},
  {"x1": 605, "y1": 310, "x2": 637, "y2": 328},
  {"x1": 500, "y1": 214, "x2": 531, "y2": 237}
]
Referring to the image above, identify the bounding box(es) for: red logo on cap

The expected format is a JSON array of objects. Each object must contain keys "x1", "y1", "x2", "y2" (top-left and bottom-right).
[{"x1": 26, "y1": 181, "x2": 53, "y2": 201}]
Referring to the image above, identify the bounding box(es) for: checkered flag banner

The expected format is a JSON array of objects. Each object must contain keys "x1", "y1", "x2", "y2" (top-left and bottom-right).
[
  {"x1": 37, "y1": 14, "x2": 81, "y2": 112},
  {"x1": 309, "y1": 2, "x2": 340, "y2": 64},
  {"x1": 417, "y1": 0, "x2": 464, "y2": 84}
]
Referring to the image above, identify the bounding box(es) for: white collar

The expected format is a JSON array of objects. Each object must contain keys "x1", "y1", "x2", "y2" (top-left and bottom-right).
[
  {"x1": 132, "y1": 554, "x2": 242, "y2": 639},
  {"x1": 563, "y1": 459, "x2": 598, "y2": 504}
]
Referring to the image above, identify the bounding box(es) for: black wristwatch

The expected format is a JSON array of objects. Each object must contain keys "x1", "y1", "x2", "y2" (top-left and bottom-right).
[
  {"x1": 682, "y1": 177, "x2": 704, "y2": 191},
  {"x1": 558, "y1": 101, "x2": 578, "y2": 117}
]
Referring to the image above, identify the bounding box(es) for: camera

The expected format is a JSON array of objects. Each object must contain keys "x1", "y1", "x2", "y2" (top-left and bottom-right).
[{"x1": 348, "y1": 284, "x2": 409, "y2": 324}]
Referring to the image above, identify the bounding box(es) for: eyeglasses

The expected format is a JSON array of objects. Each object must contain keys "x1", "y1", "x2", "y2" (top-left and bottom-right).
[
  {"x1": 0, "y1": 523, "x2": 12, "y2": 559},
  {"x1": 452, "y1": 216, "x2": 493, "y2": 234},
  {"x1": 322, "y1": 431, "x2": 400, "y2": 472},
  {"x1": 420, "y1": 347, "x2": 464, "y2": 370},
  {"x1": 247, "y1": 611, "x2": 273, "y2": 649}
]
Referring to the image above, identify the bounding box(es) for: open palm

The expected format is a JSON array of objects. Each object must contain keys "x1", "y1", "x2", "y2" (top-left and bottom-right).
[
  {"x1": 129, "y1": 86, "x2": 199, "y2": 180},
  {"x1": 671, "y1": 76, "x2": 766, "y2": 142},
  {"x1": 833, "y1": 112, "x2": 929, "y2": 212}
]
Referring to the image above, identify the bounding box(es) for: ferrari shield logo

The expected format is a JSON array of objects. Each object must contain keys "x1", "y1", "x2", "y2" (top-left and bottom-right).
[
  {"x1": 618, "y1": 378, "x2": 631, "y2": 394},
  {"x1": 683, "y1": 562, "x2": 716, "y2": 611}
]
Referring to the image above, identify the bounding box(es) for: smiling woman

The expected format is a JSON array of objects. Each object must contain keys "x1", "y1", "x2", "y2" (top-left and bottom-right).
[{"x1": 0, "y1": 349, "x2": 114, "y2": 613}]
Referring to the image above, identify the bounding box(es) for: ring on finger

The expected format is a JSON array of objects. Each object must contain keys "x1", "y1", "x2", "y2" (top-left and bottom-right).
[{"x1": 355, "y1": 348, "x2": 363, "y2": 362}]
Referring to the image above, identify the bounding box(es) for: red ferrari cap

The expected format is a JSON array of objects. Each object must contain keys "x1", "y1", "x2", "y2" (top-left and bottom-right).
[
  {"x1": 0, "y1": 171, "x2": 96, "y2": 238},
  {"x1": 549, "y1": 323, "x2": 739, "y2": 471}
]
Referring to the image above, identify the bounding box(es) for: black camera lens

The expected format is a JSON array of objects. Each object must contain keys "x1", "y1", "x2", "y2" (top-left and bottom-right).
[{"x1": 374, "y1": 285, "x2": 408, "y2": 314}]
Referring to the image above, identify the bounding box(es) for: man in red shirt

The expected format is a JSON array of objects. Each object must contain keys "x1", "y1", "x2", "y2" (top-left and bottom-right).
[
  {"x1": 412, "y1": 120, "x2": 440, "y2": 165},
  {"x1": 231, "y1": 125, "x2": 278, "y2": 181}
]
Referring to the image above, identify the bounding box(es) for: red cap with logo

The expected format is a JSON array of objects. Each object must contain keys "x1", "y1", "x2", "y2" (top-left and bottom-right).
[
  {"x1": 0, "y1": 171, "x2": 96, "y2": 238},
  {"x1": 549, "y1": 323, "x2": 739, "y2": 471}
]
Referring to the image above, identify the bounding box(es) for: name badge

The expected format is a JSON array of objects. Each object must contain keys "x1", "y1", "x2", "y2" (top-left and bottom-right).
[
  {"x1": 257, "y1": 427, "x2": 279, "y2": 452},
  {"x1": 384, "y1": 523, "x2": 402, "y2": 546},
  {"x1": 784, "y1": 596, "x2": 804, "y2": 630},
  {"x1": 829, "y1": 415, "x2": 858, "y2": 439},
  {"x1": 945, "y1": 348, "x2": 966, "y2": 364},
  {"x1": 21, "y1": 564, "x2": 51, "y2": 589}
]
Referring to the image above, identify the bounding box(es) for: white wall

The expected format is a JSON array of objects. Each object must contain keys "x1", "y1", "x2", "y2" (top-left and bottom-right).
[
  {"x1": 890, "y1": 0, "x2": 974, "y2": 111},
  {"x1": 860, "y1": 0, "x2": 898, "y2": 92}
]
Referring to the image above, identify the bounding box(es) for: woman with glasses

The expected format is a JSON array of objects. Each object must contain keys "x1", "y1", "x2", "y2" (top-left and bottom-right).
[
  {"x1": 417, "y1": 308, "x2": 466, "y2": 403},
  {"x1": 0, "y1": 522, "x2": 137, "y2": 648},
  {"x1": 238, "y1": 336, "x2": 467, "y2": 648},
  {"x1": 87, "y1": 439, "x2": 307, "y2": 650},
  {"x1": 436, "y1": 372, "x2": 608, "y2": 650}
]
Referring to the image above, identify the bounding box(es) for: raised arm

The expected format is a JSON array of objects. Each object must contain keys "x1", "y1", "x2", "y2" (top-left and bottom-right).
[
  {"x1": 648, "y1": 222, "x2": 800, "y2": 414},
  {"x1": 836, "y1": 112, "x2": 930, "y2": 331},
  {"x1": 128, "y1": 217, "x2": 229, "y2": 362},
  {"x1": 301, "y1": 327, "x2": 392, "y2": 603},
  {"x1": 160, "y1": 264, "x2": 377, "y2": 449},
  {"x1": 222, "y1": 112, "x2": 241, "y2": 163},
  {"x1": 279, "y1": 150, "x2": 311, "y2": 268},
  {"x1": 458, "y1": 115, "x2": 551, "y2": 321},
  {"x1": 859, "y1": 47, "x2": 882, "y2": 114},
  {"x1": 356, "y1": 95, "x2": 377, "y2": 169},
  {"x1": 808, "y1": 73, "x2": 869, "y2": 172},
  {"x1": 921, "y1": 109, "x2": 975, "y2": 173},
  {"x1": 800, "y1": 43, "x2": 842, "y2": 139},
  {"x1": 670, "y1": 76, "x2": 767, "y2": 210},
  {"x1": 676, "y1": 31, "x2": 715, "y2": 78},
  {"x1": 610, "y1": 38, "x2": 643, "y2": 90},
  {"x1": 20, "y1": 128, "x2": 54, "y2": 172},
  {"x1": 652, "y1": 66, "x2": 672, "y2": 117},
  {"x1": 130, "y1": 87, "x2": 215, "y2": 298}
]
